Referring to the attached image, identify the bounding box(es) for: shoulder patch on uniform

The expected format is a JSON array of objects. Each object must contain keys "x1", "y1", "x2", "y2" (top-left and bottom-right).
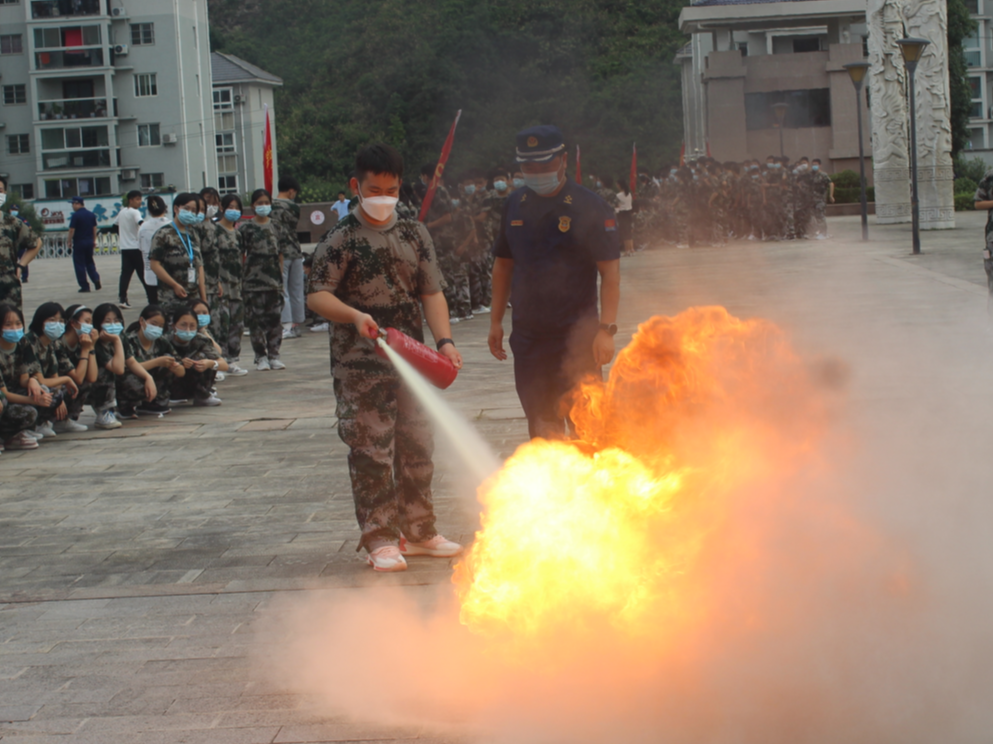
[
  {"x1": 604, "y1": 219, "x2": 617, "y2": 232},
  {"x1": 558, "y1": 216, "x2": 571, "y2": 233},
  {"x1": 511, "y1": 220, "x2": 524, "y2": 227},
  {"x1": 564, "y1": 195, "x2": 573, "y2": 204}
]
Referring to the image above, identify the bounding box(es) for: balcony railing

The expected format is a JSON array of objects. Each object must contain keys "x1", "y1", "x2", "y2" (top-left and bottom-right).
[
  {"x1": 42, "y1": 148, "x2": 112, "y2": 170},
  {"x1": 35, "y1": 47, "x2": 104, "y2": 70},
  {"x1": 31, "y1": 0, "x2": 104, "y2": 19},
  {"x1": 38, "y1": 97, "x2": 113, "y2": 120}
]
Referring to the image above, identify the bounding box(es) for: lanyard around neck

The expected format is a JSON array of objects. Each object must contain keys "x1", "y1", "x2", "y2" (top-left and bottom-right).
[{"x1": 172, "y1": 222, "x2": 195, "y2": 265}]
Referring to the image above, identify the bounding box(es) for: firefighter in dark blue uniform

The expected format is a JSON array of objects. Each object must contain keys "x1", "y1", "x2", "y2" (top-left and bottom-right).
[{"x1": 489, "y1": 125, "x2": 621, "y2": 440}]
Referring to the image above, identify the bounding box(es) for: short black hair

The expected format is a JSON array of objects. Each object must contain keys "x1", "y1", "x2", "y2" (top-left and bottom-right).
[
  {"x1": 126, "y1": 190, "x2": 142, "y2": 202},
  {"x1": 92, "y1": 302, "x2": 122, "y2": 330},
  {"x1": 29, "y1": 302, "x2": 64, "y2": 337},
  {"x1": 355, "y1": 144, "x2": 404, "y2": 184},
  {"x1": 172, "y1": 192, "x2": 199, "y2": 214},
  {"x1": 146, "y1": 195, "x2": 167, "y2": 217},
  {"x1": 250, "y1": 188, "x2": 271, "y2": 206},
  {"x1": 0, "y1": 302, "x2": 24, "y2": 330},
  {"x1": 220, "y1": 193, "x2": 243, "y2": 212},
  {"x1": 278, "y1": 176, "x2": 300, "y2": 193},
  {"x1": 337, "y1": 191, "x2": 346, "y2": 197},
  {"x1": 812, "y1": 158, "x2": 822, "y2": 164}
]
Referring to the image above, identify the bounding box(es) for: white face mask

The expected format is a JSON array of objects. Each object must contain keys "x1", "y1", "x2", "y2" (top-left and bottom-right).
[
  {"x1": 0, "y1": 193, "x2": 6, "y2": 208},
  {"x1": 206, "y1": 204, "x2": 218, "y2": 218},
  {"x1": 359, "y1": 194, "x2": 398, "y2": 222}
]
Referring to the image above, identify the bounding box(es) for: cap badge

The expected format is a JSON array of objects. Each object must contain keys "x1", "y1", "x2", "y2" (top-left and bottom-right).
[{"x1": 527, "y1": 136, "x2": 538, "y2": 147}]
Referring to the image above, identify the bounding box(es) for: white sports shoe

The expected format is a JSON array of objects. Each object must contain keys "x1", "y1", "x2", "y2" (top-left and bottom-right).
[
  {"x1": 24, "y1": 429, "x2": 44, "y2": 440},
  {"x1": 55, "y1": 419, "x2": 88, "y2": 433},
  {"x1": 310, "y1": 322, "x2": 330, "y2": 333},
  {"x1": 400, "y1": 534, "x2": 463, "y2": 558},
  {"x1": 268, "y1": 358, "x2": 286, "y2": 370},
  {"x1": 193, "y1": 394, "x2": 222, "y2": 407},
  {"x1": 472, "y1": 306, "x2": 491, "y2": 315},
  {"x1": 4, "y1": 432, "x2": 39, "y2": 450},
  {"x1": 367, "y1": 545, "x2": 408, "y2": 572},
  {"x1": 226, "y1": 364, "x2": 248, "y2": 377},
  {"x1": 256, "y1": 358, "x2": 271, "y2": 371},
  {"x1": 214, "y1": 371, "x2": 226, "y2": 382},
  {"x1": 37, "y1": 421, "x2": 57, "y2": 438},
  {"x1": 94, "y1": 409, "x2": 122, "y2": 429}
]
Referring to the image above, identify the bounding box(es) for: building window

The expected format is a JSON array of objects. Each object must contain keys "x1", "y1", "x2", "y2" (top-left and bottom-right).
[
  {"x1": 44, "y1": 176, "x2": 111, "y2": 198},
  {"x1": 140, "y1": 172, "x2": 164, "y2": 189},
  {"x1": 2, "y1": 84, "x2": 26, "y2": 105},
  {"x1": 41, "y1": 125, "x2": 109, "y2": 150},
  {"x1": 216, "y1": 132, "x2": 235, "y2": 153},
  {"x1": 217, "y1": 155, "x2": 237, "y2": 173},
  {"x1": 965, "y1": 0, "x2": 980, "y2": 13},
  {"x1": 134, "y1": 73, "x2": 158, "y2": 97},
  {"x1": 969, "y1": 127, "x2": 985, "y2": 150},
  {"x1": 0, "y1": 0, "x2": 22, "y2": 4},
  {"x1": 213, "y1": 88, "x2": 233, "y2": 108},
  {"x1": 744, "y1": 89, "x2": 832, "y2": 130},
  {"x1": 7, "y1": 134, "x2": 30, "y2": 154},
  {"x1": 218, "y1": 175, "x2": 238, "y2": 194},
  {"x1": 130, "y1": 22, "x2": 154, "y2": 45},
  {"x1": 793, "y1": 37, "x2": 820, "y2": 53},
  {"x1": 738, "y1": 43, "x2": 748, "y2": 57},
  {"x1": 213, "y1": 87, "x2": 234, "y2": 131},
  {"x1": 137, "y1": 123, "x2": 160, "y2": 146},
  {"x1": 34, "y1": 25, "x2": 101, "y2": 48},
  {"x1": 965, "y1": 26, "x2": 981, "y2": 68},
  {"x1": 0, "y1": 34, "x2": 23, "y2": 54},
  {"x1": 12, "y1": 184, "x2": 35, "y2": 200}
]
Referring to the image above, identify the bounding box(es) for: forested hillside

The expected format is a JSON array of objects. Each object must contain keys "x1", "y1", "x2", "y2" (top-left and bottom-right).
[{"x1": 207, "y1": 0, "x2": 688, "y2": 197}]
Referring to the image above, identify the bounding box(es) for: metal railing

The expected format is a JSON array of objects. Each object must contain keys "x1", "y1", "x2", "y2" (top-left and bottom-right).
[
  {"x1": 38, "y1": 232, "x2": 120, "y2": 259},
  {"x1": 31, "y1": 0, "x2": 104, "y2": 19},
  {"x1": 35, "y1": 48, "x2": 105, "y2": 70},
  {"x1": 38, "y1": 97, "x2": 111, "y2": 120}
]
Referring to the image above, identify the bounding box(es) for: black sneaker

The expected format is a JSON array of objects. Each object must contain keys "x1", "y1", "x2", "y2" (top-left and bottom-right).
[
  {"x1": 95, "y1": 281, "x2": 102, "y2": 290},
  {"x1": 136, "y1": 401, "x2": 172, "y2": 416},
  {"x1": 78, "y1": 287, "x2": 91, "y2": 293}
]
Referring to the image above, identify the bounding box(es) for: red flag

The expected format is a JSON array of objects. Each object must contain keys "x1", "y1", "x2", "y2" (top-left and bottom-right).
[
  {"x1": 263, "y1": 104, "x2": 273, "y2": 195},
  {"x1": 629, "y1": 143, "x2": 638, "y2": 197},
  {"x1": 575, "y1": 144, "x2": 582, "y2": 184},
  {"x1": 418, "y1": 110, "x2": 462, "y2": 222},
  {"x1": 706, "y1": 139, "x2": 712, "y2": 158}
]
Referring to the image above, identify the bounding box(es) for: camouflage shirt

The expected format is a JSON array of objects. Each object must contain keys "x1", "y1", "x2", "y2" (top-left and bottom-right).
[
  {"x1": 125, "y1": 327, "x2": 176, "y2": 364},
  {"x1": 271, "y1": 198, "x2": 303, "y2": 261},
  {"x1": 148, "y1": 223, "x2": 203, "y2": 306},
  {"x1": 0, "y1": 213, "x2": 38, "y2": 305},
  {"x1": 976, "y1": 170, "x2": 993, "y2": 250},
  {"x1": 194, "y1": 221, "x2": 220, "y2": 290},
  {"x1": 0, "y1": 337, "x2": 41, "y2": 393},
  {"x1": 170, "y1": 332, "x2": 219, "y2": 361},
  {"x1": 309, "y1": 208, "x2": 445, "y2": 379},
  {"x1": 214, "y1": 223, "x2": 244, "y2": 300},
  {"x1": 808, "y1": 171, "x2": 832, "y2": 204},
  {"x1": 238, "y1": 220, "x2": 283, "y2": 293},
  {"x1": 25, "y1": 331, "x2": 73, "y2": 379},
  {"x1": 94, "y1": 335, "x2": 135, "y2": 371}
]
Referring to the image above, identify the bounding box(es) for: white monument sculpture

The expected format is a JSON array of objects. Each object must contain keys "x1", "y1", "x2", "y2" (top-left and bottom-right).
[{"x1": 867, "y1": 0, "x2": 955, "y2": 229}]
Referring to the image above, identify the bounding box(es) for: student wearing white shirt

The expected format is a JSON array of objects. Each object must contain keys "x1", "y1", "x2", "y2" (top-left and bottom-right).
[
  {"x1": 115, "y1": 190, "x2": 145, "y2": 308},
  {"x1": 136, "y1": 195, "x2": 170, "y2": 305},
  {"x1": 330, "y1": 191, "x2": 350, "y2": 221}
]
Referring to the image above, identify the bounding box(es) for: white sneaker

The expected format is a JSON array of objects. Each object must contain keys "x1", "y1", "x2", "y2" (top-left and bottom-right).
[
  {"x1": 168, "y1": 399, "x2": 189, "y2": 406},
  {"x1": 94, "y1": 409, "x2": 122, "y2": 429},
  {"x1": 310, "y1": 322, "x2": 330, "y2": 333},
  {"x1": 472, "y1": 306, "x2": 491, "y2": 315},
  {"x1": 458, "y1": 314, "x2": 475, "y2": 322},
  {"x1": 24, "y1": 429, "x2": 44, "y2": 440},
  {"x1": 400, "y1": 534, "x2": 463, "y2": 558},
  {"x1": 449, "y1": 317, "x2": 460, "y2": 325},
  {"x1": 38, "y1": 421, "x2": 57, "y2": 438},
  {"x1": 226, "y1": 363, "x2": 248, "y2": 377},
  {"x1": 268, "y1": 358, "x2": 286, "y2": 370},
  {"x1": 193, "y1": 394, "x2": 222, "y2": 407},
  {"x1": 281, "y1": 327, "x2": 294, "y2": 339},
  {"x1": 54, "y1": 419, "x2": 88, "y2": 433},
  {"x1": 256, "y1": 358, "x2": 271, "y2": 371},
  {"x1": 367, "y1": 545, "x2": 408, "y2": 572},
  {"x1": 4, "y1": 431, "x2": 39, "y2": 450},
  {"x1": 214, "y1": 371, "x2": 226, "y2": 382},
  {"x1": 243, "y1": 329, "x2": 251, "y2": 336}
]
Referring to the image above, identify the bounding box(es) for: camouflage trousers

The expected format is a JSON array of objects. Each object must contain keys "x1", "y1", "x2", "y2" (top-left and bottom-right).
[
  {"x1": 245, "y1": 289, "x2": 283, "y2": 362},
  {"x1": 438, "y1": 251, "x2": 471, "y2": 319},
  {"x1": 217, "y1": 285, "x2": 244, "y2": 361},
  {"x1": 7, "y1": 385, "x2": 65, "y2": 426},
  {"x1": 0, "y1": 401, "x2": 37, "y2": 440},
  {"x1": 334, "y1": 374, "x2": 438, "y2": 552},
  {"x1": 172, "y1": 367, "x2": 217, "y2": 402},
  {"x1": 468, "y1": 252, "x2": 493, "y2": 311},
  {"x1": 0, "y1": 274, "x2": 22, "y2": 313},
  {"x1": 208, "y1": 290, "x2": 231, "y2": 360},
  {"x1": 117, "y1": 367, "x2": 173, "y2": 410},
  {"x1": 793, "y1": 206, "x2": 811, "y2": 239},
  {"x1": 810, "y1": 200, "x2": 828, "y2": 236},
  {"x1": 89, "y1": 370, "x2": 118, "y2": 412},
  {"x1": 66, "y1": 381, "x2": 90, "y2": 420}
]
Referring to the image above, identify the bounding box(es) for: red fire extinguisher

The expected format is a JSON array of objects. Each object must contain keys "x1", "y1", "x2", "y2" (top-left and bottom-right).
[{"x1": 375, "y1": 327, "x2": 458, "y2": 390}]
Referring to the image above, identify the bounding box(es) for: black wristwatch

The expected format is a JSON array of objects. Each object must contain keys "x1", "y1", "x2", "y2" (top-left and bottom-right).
[
  {"x1": 599, "y1": 323, "x2": 618, "y2": 336},
  {"x1": 436, "y1": 337, "x2": 454, "y2": 350}
]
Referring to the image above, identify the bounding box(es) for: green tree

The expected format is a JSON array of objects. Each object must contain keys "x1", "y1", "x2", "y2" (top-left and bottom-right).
[{"x1": 947, "y1": 0, "x2": 978, "y2": 158}]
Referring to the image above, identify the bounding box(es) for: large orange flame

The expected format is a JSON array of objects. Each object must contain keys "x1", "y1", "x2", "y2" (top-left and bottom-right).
[{"x1": 454, "y1": 307, "x2": 837, "y2": 654}]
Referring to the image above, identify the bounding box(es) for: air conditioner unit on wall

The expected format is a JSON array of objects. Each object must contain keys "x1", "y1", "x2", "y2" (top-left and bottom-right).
[
  {"x1": 111, "y1": 7, "x2": 123, "y2": 17},
  {"x1": 114, "y1": 44, "x2": 129, "y2": 55},
  {"x1": 233, "y1": 95, "x2": 243, "y2": 104},
  {"x1": 121, "y1": 168, "x2": 137, "y2": 180},
  {"x1": 162, "y1": 133, "x2": 178, "y2": 145}
]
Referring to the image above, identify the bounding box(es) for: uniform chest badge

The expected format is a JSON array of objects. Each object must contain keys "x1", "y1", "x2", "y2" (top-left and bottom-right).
[
  {"x1": 558, "y1": 216, "x2": 572, "y2": 233},
  {"x1": 564, "y1": 195, "x2": 573, "y2": 204},
  {"x1": 511, "y1": 220, "x2": 523, "y2": 227}
]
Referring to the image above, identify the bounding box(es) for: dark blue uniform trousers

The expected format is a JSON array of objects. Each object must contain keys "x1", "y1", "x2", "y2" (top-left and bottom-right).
[{"x1": 72, "y1": 242, "x2": 100, "y2": 290}]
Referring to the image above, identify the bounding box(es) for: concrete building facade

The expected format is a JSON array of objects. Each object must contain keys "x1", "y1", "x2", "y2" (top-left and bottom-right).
[
  {"x1": 963, "y1": 0, "x2": 993, "y2": 163},
  {"x1": 678, "y1": 0, "x2": 872, "y2": 177},
  {"x1": 0, "y1": 0, "x2": 217, "y2": 200}
]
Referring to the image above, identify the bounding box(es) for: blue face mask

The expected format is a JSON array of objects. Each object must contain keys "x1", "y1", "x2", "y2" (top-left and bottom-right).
[
  {"x1": 812, "y1": 165, "x2": 819, "y2": 172},
  {"x1": 44, "y1": 321, "x2": 65, "y2": 340},
  {"x1": 523, "y1": 171, "x2": 561, "y2": 196},
  {"x1": 142, "y1": 323, "x2": 164, "y2": 340},
  {"x1": 2, "y1": 328, "x2": 24, "y2": 343},
  {"x1": 464, "y1": 184, "x2": 476, "y2": 196},
  {"x1": 493, "y1": 180, "x2": 508, "y2": 191},
  {"x1": 255, "y1": 205, "x2": 272, "y2": 217},
  {"x1": 196, "y1": 212, "x2": 206, "y2": 223},
  {"x1": 197, "y1": 314, "x2": 210, "y2": 328},
  {"x1": 175, "y1": 329, "x2": 197, "y2": 343},
  {"x1": 512, "y1": 177, "x2": 526, "y2": 189},
  {"x1": 103, "y1": 323, "x2": 123, "y2": 336},
  {"x1": 178, "y1": 209, "x2": 198, "y2": 225},
  {"x1": 11, "y1": 210, "x2": 19, "y2": 218},
  {"x1": 451, "y1": 199, "x2": 460, "y2": 209},
  {"x1": 224, "y1": 209, "x2": 241, "y2": 223},
  {"x1": 79, "y1": 322, "x2": 93, "y2": 335}
]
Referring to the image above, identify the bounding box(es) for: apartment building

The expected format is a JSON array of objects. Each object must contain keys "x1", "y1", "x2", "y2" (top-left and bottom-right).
[
  {"x1": 0, "y1": 0, "x2": 216, "y2": 204},
  {"x1": 964, "y1": 0, "x2": 993, "y2": 161}
]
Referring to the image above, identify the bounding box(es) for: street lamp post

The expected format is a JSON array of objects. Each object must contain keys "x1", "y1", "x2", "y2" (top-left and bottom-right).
[
  {"x1": 844, "y1": 62, "x2": 871, "y2": 242},
  {"x1": 897, "y1": 37, "x2": 930, "y2": 255},
  {"x1": 772, "y1": 102, "x2": 789, "y2": 158}
]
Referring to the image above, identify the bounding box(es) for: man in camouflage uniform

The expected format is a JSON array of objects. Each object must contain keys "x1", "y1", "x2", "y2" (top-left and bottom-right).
[
  {"x1": 425, "y1": 174, "x2": 471, "y2": 321},
  {"x1": 149, "y1": 194, "x2": 206, "y2": 319},
  {"x1": 307, "y1": 143, "x2": 464, "y2": 573},
  {"x1": 273, "y1": 176, "x2": 305, "y2": 339},
  {"x1": 238, "y1": 213, "x2": 284, "y2": 367},
  {"x1": 214, "y1": 220, "x2": 244, "y2": 365},
  {"x1": 808, "y1": 159, "x2": 834, "y2": 239},
  {"x1": 0, "y1": 179, "x2": 42, "y2": 312},
  {"x1": 761, "y1": 156, "x2": 788, "y2": 241}
]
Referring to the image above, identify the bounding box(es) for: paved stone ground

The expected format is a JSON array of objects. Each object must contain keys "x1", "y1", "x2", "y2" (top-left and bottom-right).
[{"x1": 1, "y1": 212, "x2": 991, "y2": 742}]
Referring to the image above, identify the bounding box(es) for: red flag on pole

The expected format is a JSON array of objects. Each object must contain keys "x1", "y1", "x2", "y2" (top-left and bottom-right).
[
  {"x1": 575, "y1": 144, "x2": 582, "y2": 184},
  {"x1": 418, "y1": 110, "x2": 462, "y2": 223},
  {"x1": 706, "y1": 139, "x2": 712, "y2": 158},
  {"x1": 263, "y1": 104, "x2": 273, "y2": 195},
  {"x1": 629, "y1": 143, "x2": 638, "y2": 197}
]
